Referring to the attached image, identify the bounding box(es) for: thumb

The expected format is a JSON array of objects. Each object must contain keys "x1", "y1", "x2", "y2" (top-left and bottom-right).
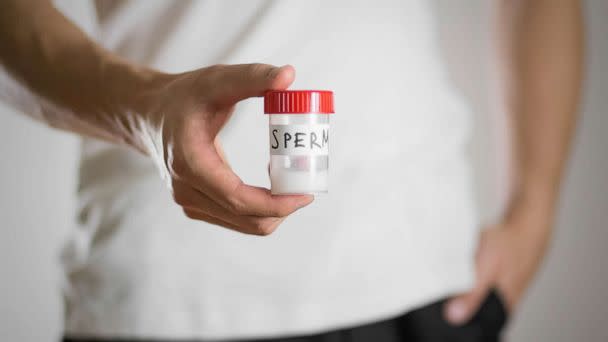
[
  {"x1": 212, "y1": 63, "x2": 295, "y2": 105},
  {"x1": 444, "y1": 227, "x2": 500, "y2": 325},
  {"x1": 444, "y1": 284, "x2": 491, "y2": 325},
  {"x1": 444, "y1": 239, "x2": 495, "y2": 325}
]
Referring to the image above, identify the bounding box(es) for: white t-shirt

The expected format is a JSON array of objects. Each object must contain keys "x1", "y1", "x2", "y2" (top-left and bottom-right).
[{"x1": 2, "y1": 1, "x2": 479, "y2": 340}]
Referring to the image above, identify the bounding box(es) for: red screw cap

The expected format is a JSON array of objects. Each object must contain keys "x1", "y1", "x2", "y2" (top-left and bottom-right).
[{"x1": 264, "y1": 90, "x2": 334, "y2": 114}]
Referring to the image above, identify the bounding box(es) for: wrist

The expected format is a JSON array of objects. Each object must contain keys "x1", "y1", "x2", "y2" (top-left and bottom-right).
[
  {"x1": 97, "y1": 58, "x2": 171, "y2": 151},
  {"x1": 504, "y1": 182, "x2": 559, "y2": 234},
  {"x1": 99, "y1": 56, "x2": 168, "y2": 115}
]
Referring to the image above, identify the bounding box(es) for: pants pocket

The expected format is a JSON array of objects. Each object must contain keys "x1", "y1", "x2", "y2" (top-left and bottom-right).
[{"x1": 472, "y1": 289, "x2": 509, "y2": 339}]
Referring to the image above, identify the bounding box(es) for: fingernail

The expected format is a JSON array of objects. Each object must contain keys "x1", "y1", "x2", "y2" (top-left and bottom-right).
[
  {"x1": 268, "y1": 66, "x2": 282, "y2": 79},
  {"x1": 446, "y1": 301, "x2": 467, "y2": 325}
]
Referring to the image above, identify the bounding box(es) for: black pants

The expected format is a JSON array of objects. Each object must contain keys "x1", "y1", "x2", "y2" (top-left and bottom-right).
[{"x1": 64, "y1": 290, "x2": 508, "y2": 342}]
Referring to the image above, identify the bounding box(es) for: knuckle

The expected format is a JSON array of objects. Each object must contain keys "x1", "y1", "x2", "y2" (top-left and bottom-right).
[
  {"x1": 225, "y1": 182, "x2": 248, "y2": 214},
  {"x1": 182, "y1": 208, "x2": 196, "y2": 219},
  {"x1": 254, "y1": 225, "x2": 274, "y2": 236},
  {"x1": 226, "y1": 197, "x2": 246, "y2": 215},
  {"x1": 196, "y1": 65, "x2": 225, "y2": 89},
  {"x1": 252, "y1": 219, "x2": 279, "y2": 236},
  {"x1": 172, "y1": 194, "x2": 182, "y2": 206},
  {"x1": 205, "y1": 64, "x2": 226, "y2": 76},
  {"x1": 247, "y1": 63, "x2": 268, "y2": 80},
  {"x1": 172, "y1": 190, "x2": 187, "y2": 206}
]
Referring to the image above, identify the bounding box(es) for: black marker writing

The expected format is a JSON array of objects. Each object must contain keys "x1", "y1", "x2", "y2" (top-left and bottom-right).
[
  {"x1": 269, "y1": 125, "x2": 329, "y2": 154},
  {"x1": 310, "y1": 132, "x2": 321, "y2": 149},
  {"x1": 294, "y1": 133, "x2": 305, "y2": 148},
  {"x1": 271, "y1": 129, "x2": 279, "y2": 149}
]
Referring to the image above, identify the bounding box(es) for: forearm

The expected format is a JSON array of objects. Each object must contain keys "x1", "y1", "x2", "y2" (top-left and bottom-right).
[
  {"x1": 0, "y1": 0, "x2": 164, "y2": 148},
  {"x1": 497, "y1": 0, "x2": 584, "y2": 228}
]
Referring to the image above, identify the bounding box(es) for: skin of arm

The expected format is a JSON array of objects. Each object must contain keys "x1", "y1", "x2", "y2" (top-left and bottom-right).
[
  {"x1": 0, "y1": 0, "x2": 313, "y2": 235},
  {"x1": 0, "y1": 0, "x2": 158, "y2": 144},
  {"x1": 444, "y1": 0, "x2": 584, "y2": 324}
]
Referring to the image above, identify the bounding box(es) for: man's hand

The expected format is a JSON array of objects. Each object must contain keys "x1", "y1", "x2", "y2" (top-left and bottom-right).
[
  {"x1": 0, "y1": 2, "x2": 312, "y2": 235},
  {"x1": 444, "y1": 0, "x2": 583, "y2": 325},
  {"x1": 138, "y1": 64, "x2": 313, "y2": 235},
  {"x1": 444, "y1": 210, "x2": 551, "y2": 324}
]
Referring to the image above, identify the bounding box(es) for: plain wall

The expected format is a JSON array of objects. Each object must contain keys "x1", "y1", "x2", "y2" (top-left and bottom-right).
[{"x1": 0, "y1": 1, "x2": 606, "y2": 341}]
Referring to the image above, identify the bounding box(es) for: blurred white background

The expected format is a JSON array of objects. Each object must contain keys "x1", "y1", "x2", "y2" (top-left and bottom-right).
[{"x1": 0, "y1": 1, "x2": 606, "y2": 341}]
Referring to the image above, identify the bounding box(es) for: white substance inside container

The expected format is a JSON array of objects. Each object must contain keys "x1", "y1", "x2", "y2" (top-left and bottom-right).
[{"x1": 270, "y1": 168, "x2": 328, "y2": 195}]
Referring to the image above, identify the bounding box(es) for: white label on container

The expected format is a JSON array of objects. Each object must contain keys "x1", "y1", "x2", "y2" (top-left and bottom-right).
[{"x1": 269, "y1": 124, "x2": 329, "y2": 156}]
